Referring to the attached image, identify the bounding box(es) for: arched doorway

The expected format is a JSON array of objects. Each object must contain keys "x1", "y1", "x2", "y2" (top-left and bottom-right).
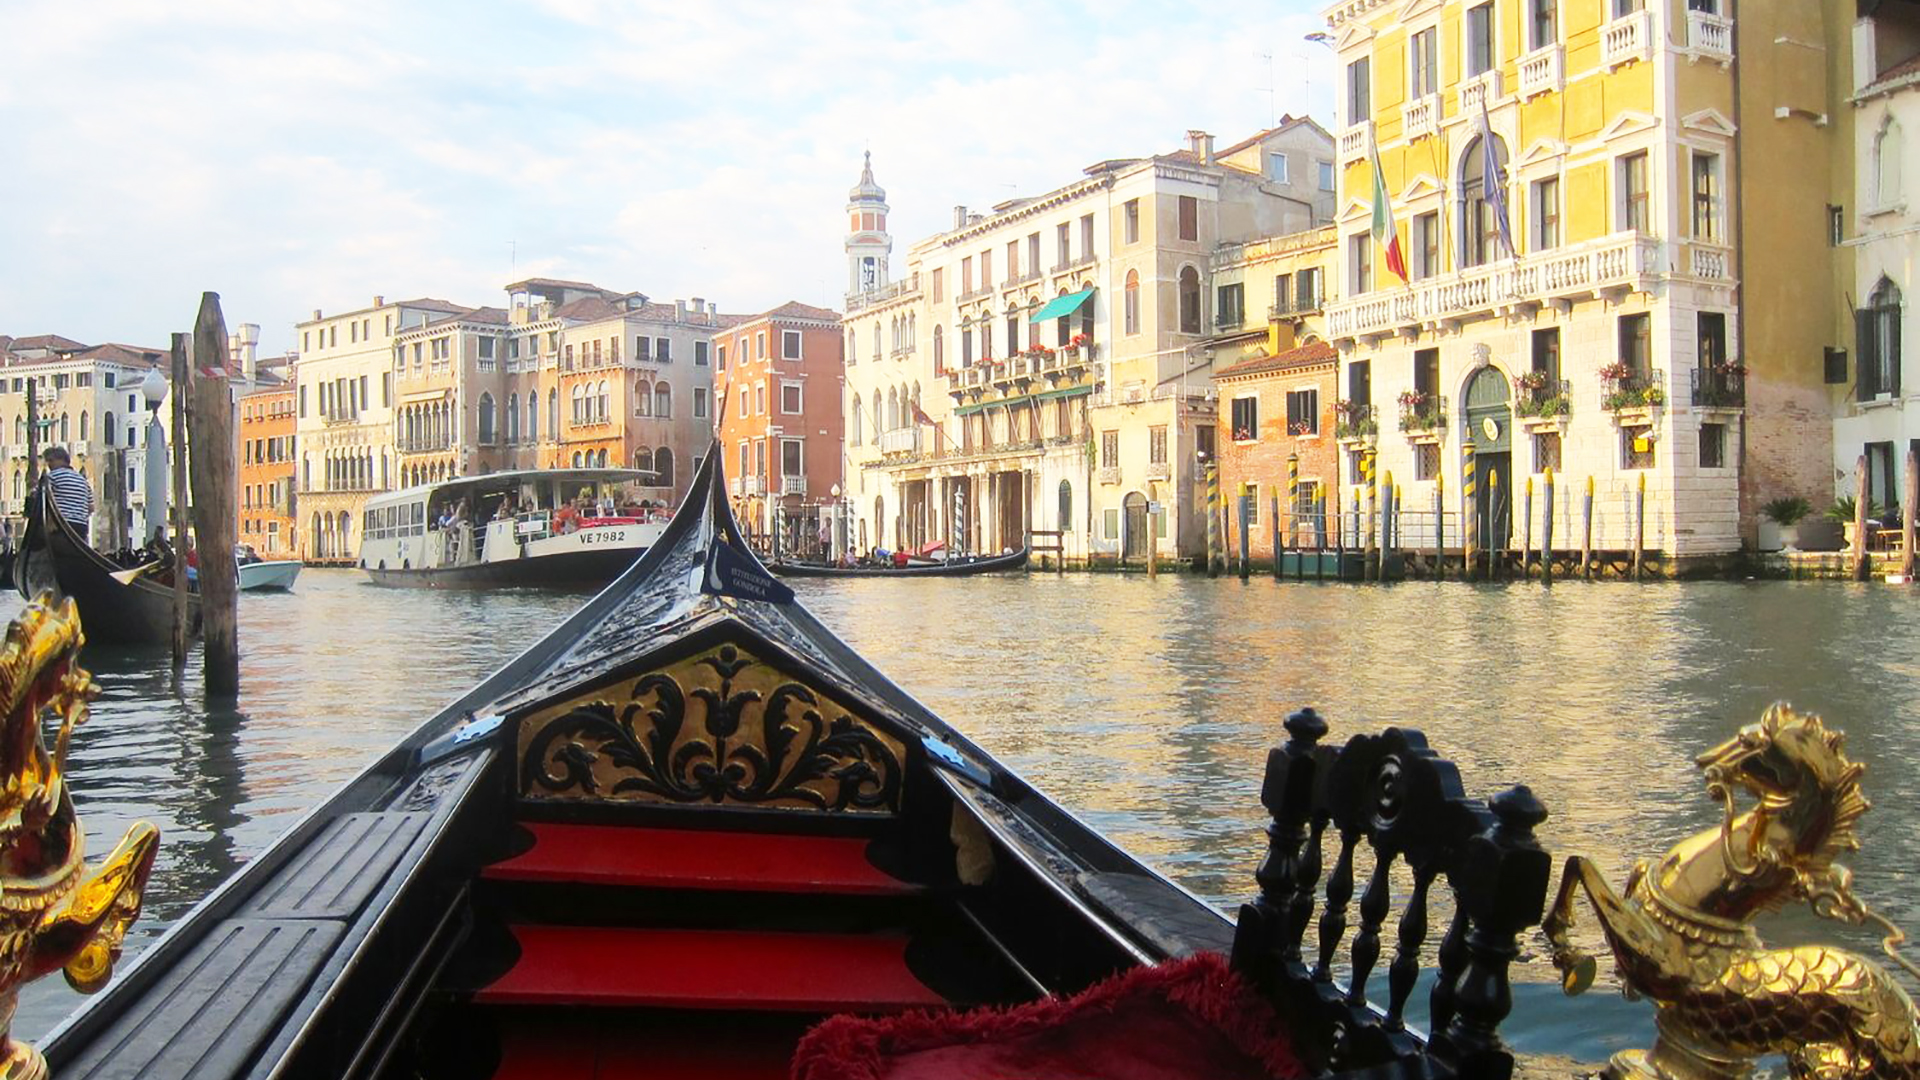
[
  {"x1": 1462, "y1": 365, "x2": 1513, "y2": 551},
  {"x1": 1122, "y1": 491, "x2": 1149, "y2": 560}
]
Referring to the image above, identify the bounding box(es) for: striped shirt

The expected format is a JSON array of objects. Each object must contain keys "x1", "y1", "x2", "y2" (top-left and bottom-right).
[{"x1": 44, "y1": 468, "x2": 94, "y2": 529}]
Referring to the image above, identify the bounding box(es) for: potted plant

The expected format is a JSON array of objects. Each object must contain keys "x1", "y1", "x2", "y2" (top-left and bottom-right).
[
  {"x1": 1826, "y1": 496, "x2": 1884, "y2": 549},
  {"x1": 1760, "y1": 496, "x2": 1811, "y2": 552}
]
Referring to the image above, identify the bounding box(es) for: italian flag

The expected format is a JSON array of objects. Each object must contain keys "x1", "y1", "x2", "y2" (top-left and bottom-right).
[{"x1": 1369, "y1": 141, "x2": 1408, "y2": 284}]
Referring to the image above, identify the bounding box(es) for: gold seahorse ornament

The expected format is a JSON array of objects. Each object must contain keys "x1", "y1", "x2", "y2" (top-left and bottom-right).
[
  {"x1": 0, "y1": 595, "x2": 160, "y2": 1080},
  {"x1": 1543, "y1": 703, "x2": 1920, "y2": 1080}
]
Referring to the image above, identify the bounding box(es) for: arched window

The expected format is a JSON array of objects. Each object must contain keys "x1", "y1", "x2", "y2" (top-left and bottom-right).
[
  {"x1": 912, "y1": 381, "x2": 921, "y2": 419},
  {"x1": 850, "y1": 396, "x2": 863, "y2": 446},
  {"x1": 654, "y1": 382, "x2": 671, "y2": 419},
  {"x1": 655, "y1": 447, "x2": 674, "y2": 487},
  {"x1": 507, "y1": 393, "x2": 519, "y2": 442},
  {"x1": 847, "y1": 328, "x2": 856, "y2": 363},
  {"x1": 597, "y1": 448, "x2": 609, "y2": 468},
  {"x1": 527, "y1": 394, "x2": 538, "y2": 442},
  {"x1": 1058, "y1": 480, "x2": 1073, "y2": 531},
  {"x1": 104, "y1": 411, "x2": 116, "y2": 446},
  {"x1": 570, "y1": 384, "x2": 583, "y2": 425},
  {"x1": 1178, "y1": 266, "x2": 1201, "y2": 334},
  {"x1": 78, "y1": 411, "x2": 89, "y2": 442},
  {"x1": 11, "y1": 418, "x2": 20, "y2": 442},
  {"x1": 1878, "y1": 117, "x2": 1905, "y2": 209},
  {"x1": 636, "y1": 446, "x2": 654, "y2": 474},
  {"x1": 596, "y1": 380, "x2": 609, "y2": 423},
  {"x1": 633, "y1": 377, "x2": 649, "y2": 416},
  {"x1": 1124, "y1": 270, "x2": 1140, "y2": 335},
  {"x1": 58, "y1": 413, "x2": 69, "y2": 442},
  {"x1": 478, "y1": 393, "x2": 496, "y2": 444},
  {"x1": 10, "y1": 472, "x2": 18, "y2": 500},
  {"x1": 1005, "y1": 305, "x2": 1020, "y2": 357},
  {"x1": 871, "y1": 323, "x2": 880, "y2": 362},
  {"x1": 1460, "y1": 134, "x2": 1510, "y2": 268},
  {"x1": 1866, "y1": 277, "x2": 1903, "y2": 398},
  {"x1": 886, "y1": 387, "x2": 899, "y2": 431},
  {"x1": 932, "y1": 325, "x2": 944, "y2": 373},
  {"x1": 908, "y1": 313, "x2": 916, "y2": 347},
  {"x1": 548, "y1": 388, "x2": 558, "y2": 437},
  {"x1": 572, "y1": 451, "x2": 583, "y2": 467}
]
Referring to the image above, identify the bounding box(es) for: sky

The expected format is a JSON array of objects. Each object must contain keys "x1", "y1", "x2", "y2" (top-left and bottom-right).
[{"x1": 1, "y1": 0, "x2": 1338, "y2": 356}]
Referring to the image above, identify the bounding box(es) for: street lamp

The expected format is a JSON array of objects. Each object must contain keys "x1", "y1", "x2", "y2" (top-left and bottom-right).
[{"x1": 141, "y1": 369, "x2": 169, "y2": 544}]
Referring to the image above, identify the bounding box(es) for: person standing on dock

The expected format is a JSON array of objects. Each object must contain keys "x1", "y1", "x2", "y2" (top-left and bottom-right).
[{"x1": 41, "y1": 447, "x2": 94, "y2": 531}]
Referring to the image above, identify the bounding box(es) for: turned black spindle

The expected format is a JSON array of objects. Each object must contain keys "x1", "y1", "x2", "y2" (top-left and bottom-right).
[
  {"x1": 1235, "y1": 707, "x2": 1327, "y2": 984},
  {"x1": 1288, "y1": 809, "x2": 1329, "y2": 963},
  {"x1": 1314, "y1": 828, "x2": 1360, "y2": 982},
  {"x1": 1344, "y1": 849, "x2": 1395, "y2": 1008},
  {"x1": 1440, "y1": 786, "x2": 1550, "y2": 1080},
  {"x1": 1384, "y1": 865, "x2": 1438, "y2": 1029},
  {"x1": 1427, "y1": 893, "x2": 1471, "y2": 1038}
]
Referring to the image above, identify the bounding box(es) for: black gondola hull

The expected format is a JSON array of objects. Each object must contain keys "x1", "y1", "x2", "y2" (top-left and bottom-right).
[
  {"x1": 771, "y1": 547, "x2": 1030, "y2": 578},
  {"x1": 14, "y1": 490, "x2": 200, "y2": 646}
]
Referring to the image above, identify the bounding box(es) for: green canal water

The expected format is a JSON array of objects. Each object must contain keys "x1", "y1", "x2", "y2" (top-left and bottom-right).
[{"x1": 20, "y1": 569, "x2": 1920, "y2": 1067}]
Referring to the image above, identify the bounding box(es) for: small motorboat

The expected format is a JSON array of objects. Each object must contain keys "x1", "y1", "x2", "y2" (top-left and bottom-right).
[
  {"x1": 30, "y1": 442, "x2": 1557, "y2": 1080},
  {"x1": 771, "y1": 546, "x2": 1031, "y2": 578},
  {"x1": 13, "y1": 485, "x2": 200, "y2": 646},
  {"x1": 237, "y1": 558, "x2": 301, "y2": 591}
]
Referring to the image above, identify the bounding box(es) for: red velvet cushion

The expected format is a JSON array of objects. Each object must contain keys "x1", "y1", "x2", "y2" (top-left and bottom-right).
[{"x1": 792, "y1": 952, "x2": 1303, "y2": 1080}]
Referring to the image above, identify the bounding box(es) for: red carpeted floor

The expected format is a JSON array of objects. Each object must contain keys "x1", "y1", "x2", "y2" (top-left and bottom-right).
[{"x1": 484, "y1": 823, "x2": 921, "y2": 896}]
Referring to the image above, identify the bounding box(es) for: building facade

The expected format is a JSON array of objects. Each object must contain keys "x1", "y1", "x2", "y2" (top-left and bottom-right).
[
  {"x1": 1320, "y1": 0, "x2": 1777, "y2": 562},
  {"x1": 716, "y1": 303, "x2": 845, "y2": 546},
  {"x1": 841, "y1": 125, "x2": 1333, "y2": 564},
  {"x1": 239, "y1": 368, "x2": 296, "y2": 558}
]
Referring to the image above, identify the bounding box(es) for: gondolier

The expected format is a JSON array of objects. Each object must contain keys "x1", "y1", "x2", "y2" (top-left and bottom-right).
[{"x1": 40, "y1": 447, "x2": 93, "y2": 532}]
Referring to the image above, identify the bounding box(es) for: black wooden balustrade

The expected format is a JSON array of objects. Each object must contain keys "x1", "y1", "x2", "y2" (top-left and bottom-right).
[{"x1": 1230, "y1": 708, "x2": 1551, "y2": 1080}]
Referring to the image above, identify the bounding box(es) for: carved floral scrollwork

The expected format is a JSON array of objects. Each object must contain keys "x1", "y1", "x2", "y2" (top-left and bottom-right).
[{"x1": 519, "y1": 643, "x2": 904, "y2": 813}]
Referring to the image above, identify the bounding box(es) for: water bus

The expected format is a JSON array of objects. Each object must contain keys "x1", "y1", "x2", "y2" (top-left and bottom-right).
[{"x1": 358, "y1": 468, "x2": 665, "y2": 588}]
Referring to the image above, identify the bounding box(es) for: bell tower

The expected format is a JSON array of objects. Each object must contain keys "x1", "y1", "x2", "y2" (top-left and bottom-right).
[{"x1": 845, "y1": 152, "x2": 891, "y2": 301}]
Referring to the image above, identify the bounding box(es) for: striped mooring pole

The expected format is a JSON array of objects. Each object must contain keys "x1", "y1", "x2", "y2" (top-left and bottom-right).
[
  {"x1": 1205, "y1": 461, "x2": 1220, "y2": 578},
  {"x1": 1462, "y1": 437, "x2": 1477, "y2": 580}
]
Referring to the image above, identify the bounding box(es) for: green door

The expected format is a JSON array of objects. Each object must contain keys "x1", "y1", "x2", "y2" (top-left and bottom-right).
[{"x1": 1463, "y1": 367, "x2": 1514, "y2": 549}]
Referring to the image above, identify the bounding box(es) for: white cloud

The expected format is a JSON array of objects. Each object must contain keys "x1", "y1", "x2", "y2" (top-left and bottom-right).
[{"x1": 1, "y1": 0, "x2": 1337, "y2": 353}]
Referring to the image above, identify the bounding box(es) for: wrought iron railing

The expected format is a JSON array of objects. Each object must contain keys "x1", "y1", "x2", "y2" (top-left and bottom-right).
[
  {"x1": 1691, "y1": 367, "x2": 1745, "y2": 408},
  {"x1": 1397, "y1": 393, "x2": 1448, "y2": 434},
  {"x1": 1334, "y1": 401, "x2": 1377, "y2": 441},
  {"x1": 1515, "y1": 377, "x2": 1571, "y2": 420},
  {"x1": 1601, "y1": 367, "x2": 1666, "y2": 412}
]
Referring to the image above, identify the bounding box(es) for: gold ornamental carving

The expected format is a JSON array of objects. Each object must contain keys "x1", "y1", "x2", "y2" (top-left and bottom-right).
[
  {"x1": 518, "y1": 642, "x2": 905, "y2": 813},
  {"x1": 1544, "y1": 703, "x2": 1920, "y2": 1079},
  {"x1": 0, "y1": 595, "x2": 161, "y2": 1080}
]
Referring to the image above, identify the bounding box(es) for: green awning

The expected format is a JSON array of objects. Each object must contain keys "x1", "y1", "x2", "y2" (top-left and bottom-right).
[{"x1": 1028, "y1": 287, "x2": 1094, "y2": 323}]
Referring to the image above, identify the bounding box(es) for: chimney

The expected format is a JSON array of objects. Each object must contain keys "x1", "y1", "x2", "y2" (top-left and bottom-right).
[
  {"x1": 1187, "y1": 130, "x2": 1215, "y2": 164},
  {"x1": 372, "y1": 295, "x2": 385, "y2": 308},
  {"x1": 707, "y1": 301, "x2": 717, "y2": 318},
  {"x1": 237, "y1": 322, "x2": 260, "y2": 380},
  {"x1": 690, "y1": 296, "x2": 704, "y2": 313},
  {"x1": 675, "y1": 300, "x2": 687, "y2": 321},
  {"x1": 953, "y1": 205, "x2": 969, "y2": 230},
  {"x1": 312, "y1": 309, "x2": 322, "y2": 321}
]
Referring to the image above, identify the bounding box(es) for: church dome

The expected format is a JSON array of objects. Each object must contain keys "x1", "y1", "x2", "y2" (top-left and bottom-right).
[{"x1": 848, "y1": 151, "x2": 886, "y2": 203}]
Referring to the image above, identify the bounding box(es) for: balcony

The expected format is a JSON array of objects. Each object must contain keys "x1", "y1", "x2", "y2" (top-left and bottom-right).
[
  {"x1": 1098, "y1": 466, "x2": 1123, "y2": 486},
  {"x1": 1518, "y1": 45, "x2": 1562, "y2": 99},
  {"x1": 1271, "y1": 291, "x2": 1322, "y2": 319},
  {"x1": 1603, "y1": 10, "x2": 1652, "y2": 68},
  {"x1": 781, "y1": 475, "x2": 806, "y2": 496},
  {"x1": 1145, "y1": 461, "x2": 1171, "y2": 481},
  {"x1": 1690, "y1": 366, "x2": 1745, "y2": 409},
  {"x1": 957, "y1": 285, "x2": 993, "y2": 303},
  {"x1": 741, "y1": 476, "x2": 766, "y2": 497},
  {"x1": 1600, "y1": 366, "x2": 1667, "y2": 417},
  {"x1": 1687, "y1": 11, "x2": 1733, "y2": 64},
  {"x1": 1327, "y1": 233, "x2": 1663, "y2": 343},
  {"x1": 1397, "y1": 393, "x2": 1448, "y2": 437},
  {"x1": 1215, "y1": 311, "x2": 1246, "y2": 332},
  {"x1": 1458, "y1": 70, "x2": 1501, "y2": 115},
  {"x1": 880, "y1": 427, "x2": 922, "y2": 456},
  {"x1": 1334, "y1": 401, "x2": 1378, "y2": 442},
  {"x1": 1338, "y1": 121, "x2": 1372, "y2": 164},
  {"x1": 1514, "y1": 377, "x2": 1571, "y2": 425},
  {"x1": 1689, "y1": 243, "x2": 1730, "y2": 282},
  {"x1": 1403, "y1": 93, "x2": 1442, "y2": 141}
]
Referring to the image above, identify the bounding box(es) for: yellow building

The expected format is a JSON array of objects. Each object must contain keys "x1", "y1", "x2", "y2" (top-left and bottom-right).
[{"x1": 1320, "y1": 0, "x2": 1823, "y2": 562}]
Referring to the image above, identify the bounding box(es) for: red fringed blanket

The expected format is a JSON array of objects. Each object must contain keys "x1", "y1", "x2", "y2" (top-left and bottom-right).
[{"x1": 791, "y1": 951, "x2": 1304, "y2": 1080}]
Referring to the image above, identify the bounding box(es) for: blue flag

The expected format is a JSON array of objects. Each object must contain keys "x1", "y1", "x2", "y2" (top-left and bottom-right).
[{"x1": 1479, "y1": 98, "x2": 1515, "y2": 259}]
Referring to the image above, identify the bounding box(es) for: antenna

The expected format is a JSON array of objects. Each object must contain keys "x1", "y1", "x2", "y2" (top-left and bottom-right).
[
  {"x1": 509, "y1": 240, "x2": 517, "y2": 276},
  {"x1": 1260, "y1": 52, "x2": 1277, "y2": 127}
]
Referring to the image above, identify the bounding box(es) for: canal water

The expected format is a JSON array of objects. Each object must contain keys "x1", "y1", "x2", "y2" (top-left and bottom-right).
[{"x1": 18, "y1": 569, "x2": 1920, "y2": 1068}]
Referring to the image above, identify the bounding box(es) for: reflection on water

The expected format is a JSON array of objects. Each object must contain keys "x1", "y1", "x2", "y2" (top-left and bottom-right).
[{"x1": 17, "y1": 570, "x2": 1920, "y2": 1066}]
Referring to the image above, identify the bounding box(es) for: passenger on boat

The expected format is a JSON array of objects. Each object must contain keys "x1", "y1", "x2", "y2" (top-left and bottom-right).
[{"x1": 40, "y1": 447, "x2": 93, "y2": 530}]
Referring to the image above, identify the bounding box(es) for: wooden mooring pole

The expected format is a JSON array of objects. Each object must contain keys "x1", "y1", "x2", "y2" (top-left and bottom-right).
[
  {"x1": 1433, "y1": 473, "x2": 1445, "y2": 582},
  {"x1": 1237, "y1": 486, "x2": 1250, "y2": 581},
  {"x1": 1270, "y1": 495, "x2": 1281, "y2": 581},
  {"x1": 1633, "y1": 473, "x2": 1647, "y2": 582},
  {"x1": 1852, "y1": 455, "x2": 1871, "y2": 583},
  {"x1": 1462, "y1": 439, "x2": 1477, "y2": 581},
  {"x1": 1363, "y1": 451, "x2": 1378, "y2": 582},
  {"x1": 189, "y1": 294, "x2": 239, "y2": 697},
  {"x1": 1904, "y1": 448, "x2": 1917, "y2": 582},
  {"x1": 1205, "y1": 463, "x2": 1220, "y2": 578},
  {"x1": 169, "y1": 333, "x2": 192, "y2": 672},
  {"x1": 1541, "y1": 466, "x2": 1555, "y2": 586},
  {"x1": 1488, "y1": 468, "x2": 1502, "y2": 581},
  {"x1": 1580, "y1": 476, "x2": 1594, "y2": 581},
  {"x1": 24, "y1": 381, "x2": 39, "y2": 496},
  {"x1": 1521, "y1": 475, "x2": 1534, "y2": 580}
]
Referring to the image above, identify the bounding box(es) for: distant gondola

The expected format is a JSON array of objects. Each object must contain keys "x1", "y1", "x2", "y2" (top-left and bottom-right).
[
  {"x1": 34, "y1": 442, "x2": 1551, "y2": 1080},
  {"x1": 770, "y1": 546, "x2": 1030, "y2": 578},
  {"x1": 13, "y1": 485, "x2": 200, "y2": 646}
]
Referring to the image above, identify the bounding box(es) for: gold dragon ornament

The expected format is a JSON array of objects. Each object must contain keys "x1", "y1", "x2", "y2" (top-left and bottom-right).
[
  {"x1": 0, "y1": 595, "x2": 160, "y2": 1080},
  {"x1": 1544, "y1": 703, "x2": 1920, "y2": 1080}
]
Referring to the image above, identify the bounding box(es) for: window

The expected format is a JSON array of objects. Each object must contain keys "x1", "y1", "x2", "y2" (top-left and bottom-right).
[
  {"x1": 931, "y1": 325, "x2": 945, "y2": 374},
  {"x1": 1318, "y1": 161, "x2": 1336, "y2": 192},
  {"x1": 1124, "y1": 199, "x2": 1140, "y2": 244},
  {"x1": 1286, "y1": 389, "x2": 1319, "y2": 436},
  {"x1": 1699, "y1": 423, "x2": 1726, "y2": 468},
  {"x1": 1100, "y1": 430, "x2": 1120, "y2": 468},
  {"x1": 1414, "y1": 212, "x2": 1441, "y2": 278},
  {"x1": 1104, "y1": 508, "x2": 1120, "y2": 540},
  {"x1": 696, "y1": 340, "x2": 709, "y2": 366},
  {"x1": 961, "y1": 256, "x2": 973, "y2": 294},
  {"x1": 1466, "y1": 4, "x2": 1494, "y2": 77},
  {"x1": 1217, "y1": 283, "x2": 1244, "y2": 329},
  {"x1": 1534, "y1": 431, "x2": 1562, "y2": 473},
  {"x1": 782, "y1": 330, "x2": 802, "y2": 359},
  {"x1": 1619, "y1": 312, "x2": 1652, "y2": 373},
  {"x1": 1876, "y1": 118, "x2": 1904, "y2": 208},
  {"x1": 478, "y1": 393, "x2": 496, "y2": 444},
  {"x1": 658, "y1": 337, "x2": 672, "y2": 363},
  {"x1": 1623, "y1": 424, "x2": 1655, "y2": 469},
  {"x1": 780, "y1": 440, "x2": 802, "y2": 480},
  {"x1": 1348, "y1": 359, "x2": 1372, "y2": 407},
  {"x1": 752, "y1": 385, "x2": 763, "y2": 416},
  {"x1": 1124, "y1": 271, "x2": 1141, "y2": 335},
  {"x1": 1350, "y1": 233, "x2": 1373, "y2": 294},
  {"x1": 299, "y1": 386, "x2": 308, "y2": 417},
  {"x1": 1056, "y1": 223, "x2": 1071, "y2": 268},
  {"x1": 756, "y1": 332, "x2": 767, "y2": 359},
  {"x1": 1298, "y1": 267, "x2": 1321, "y2": 309},
  {"x1": 1532, "y1": 177, "x2": 1561, "y2": 251},
  {"x1": 1080, "y1": 214, "x2": 1095, "y2": 259},
  {"x1": 981, "y1": 250, "x2": 992, "y2": 288},
  {"x1": 932, "y1": 268, "x2": 944, "y2": 303},
  {"x1": 1532, "y1": 327, "x2": 1562, "y2": 380},
  {"x1": 1529, "y1": 0, "x2": 1558, "y2": 49},
  {"x1": 1177, "y1": 195, "x2": 1198, "y2": 241},
  {"x1": 1414, "y1": 348, "x2": 1440, "y2": 397},
  {"x1": 1415, "y1": 442, "x2": 1441, "y2": 480},
  {"x1": 1691, "y1": 151, "x2": 1722, "y2": 241},
  {"x1": 1179, "y1": 266, "x2": 1202, "y2": 333},
  {"x1": 1006, "y1": 240, "x2": 1019, "y2": 281},
  {"x1": 1461, "y1": 134, "x2": 1509, "y2": 267},
  {"x1": 1346, "y1": 57, "x2": 1371, "y2": 121},
  {"x1": 1410, "y1": 27, "x2": 1439, "y2": 98},
  {"x1": 1829, "y1": 205, "x2": 1846, "y2": 246},
  {"x1": 1058, "y1": 481, "x2": 1073, "y2": 531},
  {"x1": 1698, "y1": 311, "x2": 1728, "y2": 371},
  {"x1": 781, "y1": 383, "x2": 802, "y2": 414},
  {"x1": 1273, "y1": 273, "x2": 1293, "y2": 314},
  {"x1": 1146, "y1": 425, "x2": 1168, "y2": 465},
  {"x1": 1027, "y1": 232, "x2": 1040, "y2": 277},
  {"x1": 1231, "y1": 396, "x2": 1259, "y2": 441},
  {"x1": 1857, "y1": 278, "x2": 1903, "y2": 399},
  {"x1": 1268, "y1": 153, "x2": 1289, "y2": 183},
  {"x1": 694, "y1": 387, "x2": 709, "y2": 419},
  {"x1": 1619, "y1": 151, "x2": 1651, "y2": 233}
]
